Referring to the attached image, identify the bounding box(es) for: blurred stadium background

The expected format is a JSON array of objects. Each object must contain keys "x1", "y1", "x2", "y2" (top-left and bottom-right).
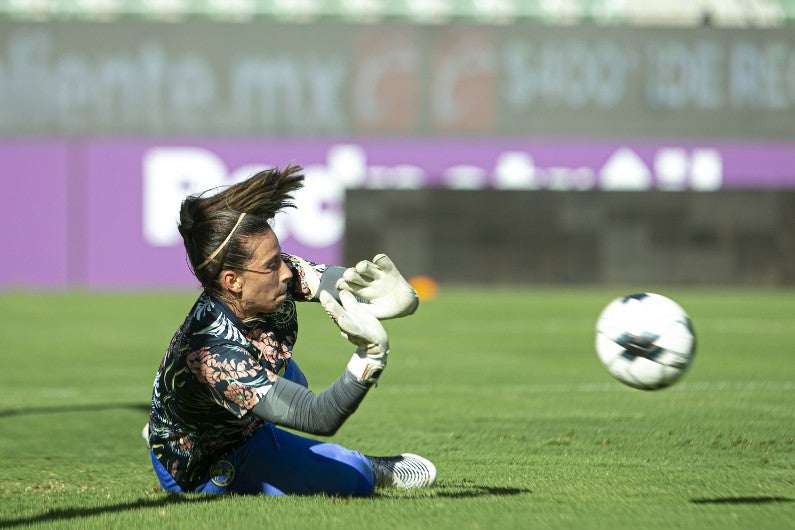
[{"x1": 2, "y1": 0, "x2": 794, "y2": 289}]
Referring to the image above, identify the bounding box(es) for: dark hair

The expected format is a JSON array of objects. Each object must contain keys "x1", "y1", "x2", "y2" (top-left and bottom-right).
[{"x1": 178, "y1": 164, "x2": 304, "y2": 297}]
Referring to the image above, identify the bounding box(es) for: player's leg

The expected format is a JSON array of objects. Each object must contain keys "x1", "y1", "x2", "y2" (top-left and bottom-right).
[
  {"x1": 150, "y1": 450, "x2": 236, "y2": 494},
  {"x1": 221, "y1": 423, "x2": 376, "y2": 497},
  {"x1": 152, "y1": 424, "x2": 436, "y2": 494},
  {"x1": 150, "y1": 451, "x2": 184, "y2": 493},
  {"x1": 282, "y1": 360, "x2": 308, "y2": 388}
]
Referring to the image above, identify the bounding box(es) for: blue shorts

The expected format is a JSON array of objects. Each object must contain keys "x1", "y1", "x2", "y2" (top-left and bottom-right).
[{"x1": 150, "y1": 362, "x2": 376, "y2": 497}]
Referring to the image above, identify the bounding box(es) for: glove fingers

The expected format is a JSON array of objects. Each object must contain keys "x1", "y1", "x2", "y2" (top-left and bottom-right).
[
  {"x1": 333, "y1": 291, "x2": 389, "y2": 354},
  {"x1": 338, "y1": 289, "x2": 369, "y2": 318},
  {"x1": 339, "y1": 290, "x2": 385, "y2": 328},
  {"x1": 334, "y1": 279, "x2": 355, "y2": 293},
  {"x1": 354, "y1": 260, "x2": 382, "y2": 280},
  {"x1": 338, "y1": 255, "x2": 396, "y2": 290},
  {"x1": 320, "y1": 291, "x2": 366, "y2": 338},
  {"x1": 319, "y1": 290, "x2": 346, "y2": 321},
  {"x1": 341, "y1": 268, "x2": 368, "y2": 287},
  {"x1": 335, "y1": 281, "x2": 375, "y2": 299},
  {"x1": 372, "y1": 254, "x2": 396, "y2": 274}
]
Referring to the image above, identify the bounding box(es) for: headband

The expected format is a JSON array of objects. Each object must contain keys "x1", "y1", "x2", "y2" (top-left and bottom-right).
[{"x1": 195, "y1": 212, "x2": 247, "y2": 270}]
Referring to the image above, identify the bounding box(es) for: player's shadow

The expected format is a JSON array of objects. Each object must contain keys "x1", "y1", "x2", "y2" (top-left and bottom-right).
[
  {"x1": 0, "y1": 487, "x2": 529, "y2": 527},
  {"x1": 690, "y1": 496, "x2": 793, "y2": 505},
  {"x1": 433, "y1": 485, "x2": 530, "y2": 498},
  {"x1": 378, "y1": 485, "x2": 531, "y2": 499},
  {"x1": 0, "y1": 402, "x2": 149, "y2": 418},
  {"x1": 0, "y1": 495, "x2": 221, "y2": 529}
]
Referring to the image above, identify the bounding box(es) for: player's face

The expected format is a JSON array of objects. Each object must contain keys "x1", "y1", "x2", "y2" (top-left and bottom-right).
[{"x1": 237, "y1": 228, "x2": 292, "y2": 318}]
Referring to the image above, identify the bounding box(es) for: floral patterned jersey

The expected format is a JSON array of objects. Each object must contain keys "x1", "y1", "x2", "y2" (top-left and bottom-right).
[{"x1": 148, "y1": 254, "x2": 329, "y2": 491}]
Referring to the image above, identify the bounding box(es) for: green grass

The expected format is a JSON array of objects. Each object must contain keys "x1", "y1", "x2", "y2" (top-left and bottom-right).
[{"x1": 0, "y1": 286, "x2": 793, "y2": 529}]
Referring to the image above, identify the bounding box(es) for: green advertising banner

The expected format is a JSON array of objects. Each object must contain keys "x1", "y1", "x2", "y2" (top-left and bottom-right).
[{"x1": 1, "y1": 21, "x2": 794, "y2": 137}]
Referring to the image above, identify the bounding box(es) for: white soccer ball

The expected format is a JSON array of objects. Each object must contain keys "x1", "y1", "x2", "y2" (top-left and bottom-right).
[{"x1": 595, "y1": 293, "x2": 696, "y2": 391}]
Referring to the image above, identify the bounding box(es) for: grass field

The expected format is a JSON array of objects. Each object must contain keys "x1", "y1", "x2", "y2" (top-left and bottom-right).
[{"x1": 0, "y1": 286, "x2": 792, "y2": 529}]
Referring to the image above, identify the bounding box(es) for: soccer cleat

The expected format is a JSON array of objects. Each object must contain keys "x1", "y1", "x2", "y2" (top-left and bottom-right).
[{"x1": 368, "y1": 453, "x2": 437, "y2": 489}]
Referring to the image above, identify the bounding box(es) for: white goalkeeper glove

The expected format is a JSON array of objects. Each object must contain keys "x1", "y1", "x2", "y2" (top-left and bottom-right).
[
  {"x1": 320, "y1": 290, "x2": 390, "y2": 384},
  {"x1": 335, "y1": 254, "x2": 419, "y2": 320}
]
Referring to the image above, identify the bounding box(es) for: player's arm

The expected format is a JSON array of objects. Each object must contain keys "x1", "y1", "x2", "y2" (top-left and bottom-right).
[
  {"x1": 252, "y1": 370, "x2": 369, "y2": 436},
  {"x1": 253, "y1": 289, "x2": 389, "y2": 435}
]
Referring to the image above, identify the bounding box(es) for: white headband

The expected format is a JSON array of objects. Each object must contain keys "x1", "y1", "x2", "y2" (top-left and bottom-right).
[{"x1": 196, "y1": 213, "x2": 247, "y2": 270}]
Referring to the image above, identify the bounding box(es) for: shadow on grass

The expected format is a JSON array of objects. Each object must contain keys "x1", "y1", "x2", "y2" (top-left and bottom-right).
[
  {"x1": 377, "y1": 485, "x2": 531, "y2": 499},
  {"x1": 432, "y1": 485, "x2": 531, "y2": 498},
  {"x1": 0, "y1": 402, "x2": 149, "y2": 418},
  {"x1": 690, "y1": 496, "x2": 793, "y2": 505},
  {"x1": 0, "y1": 495, "x2": 221, "y2": 529},
  {"x1": 0, "y1": 486, "x2": 529, "y2": 527}
]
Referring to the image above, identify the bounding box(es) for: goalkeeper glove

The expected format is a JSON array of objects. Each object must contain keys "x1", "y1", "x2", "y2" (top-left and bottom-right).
[
  {"x1": 335, "y1": 254, "x2": 419, "y2": 320},
  {"x1": 320, "y1": 290, "x2": 389, "y2": 384}
]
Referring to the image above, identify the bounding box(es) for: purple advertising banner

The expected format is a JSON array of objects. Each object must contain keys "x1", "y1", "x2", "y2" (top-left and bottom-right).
[
  {"x1": 2, "y1": 142, "x2": 71, "y2": 289},
  {"x1": 2, "y1": 138, "x2": 795, "y2": 289}
]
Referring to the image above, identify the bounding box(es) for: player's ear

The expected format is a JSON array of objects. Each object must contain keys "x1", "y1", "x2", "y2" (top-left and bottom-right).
[{"x1": 221, "y1": 270, "x2": 243, "y2": 294}]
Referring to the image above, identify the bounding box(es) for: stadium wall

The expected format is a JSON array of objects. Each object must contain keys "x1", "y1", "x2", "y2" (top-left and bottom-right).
[{"x1": 345, "y1": 189, "x2": 795, "y2": 286}]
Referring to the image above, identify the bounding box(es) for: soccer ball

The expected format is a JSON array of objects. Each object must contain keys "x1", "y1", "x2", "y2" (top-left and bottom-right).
[{"x1": 595, "y1": 293, "x2": 696, "y2": 391}]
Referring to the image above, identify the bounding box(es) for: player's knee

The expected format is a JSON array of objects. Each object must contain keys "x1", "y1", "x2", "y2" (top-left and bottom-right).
[
  {"x1": 349, "y1": 452, "x2": 377, "y2": 497},
  {"x1": 344, "y1": 469, "x2": 376, "y2": 497},
  {"x1": 324, "y1": 448, "x2": 376, "y2": 497},
  {"x1": 283, "y1": 361, "x2": 309, "y2": 388}
]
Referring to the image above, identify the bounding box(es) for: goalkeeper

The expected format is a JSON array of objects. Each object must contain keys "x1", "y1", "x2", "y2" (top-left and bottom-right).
[{"x1": 144, "y1": 165, "x2": 436, "y2": 496}]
